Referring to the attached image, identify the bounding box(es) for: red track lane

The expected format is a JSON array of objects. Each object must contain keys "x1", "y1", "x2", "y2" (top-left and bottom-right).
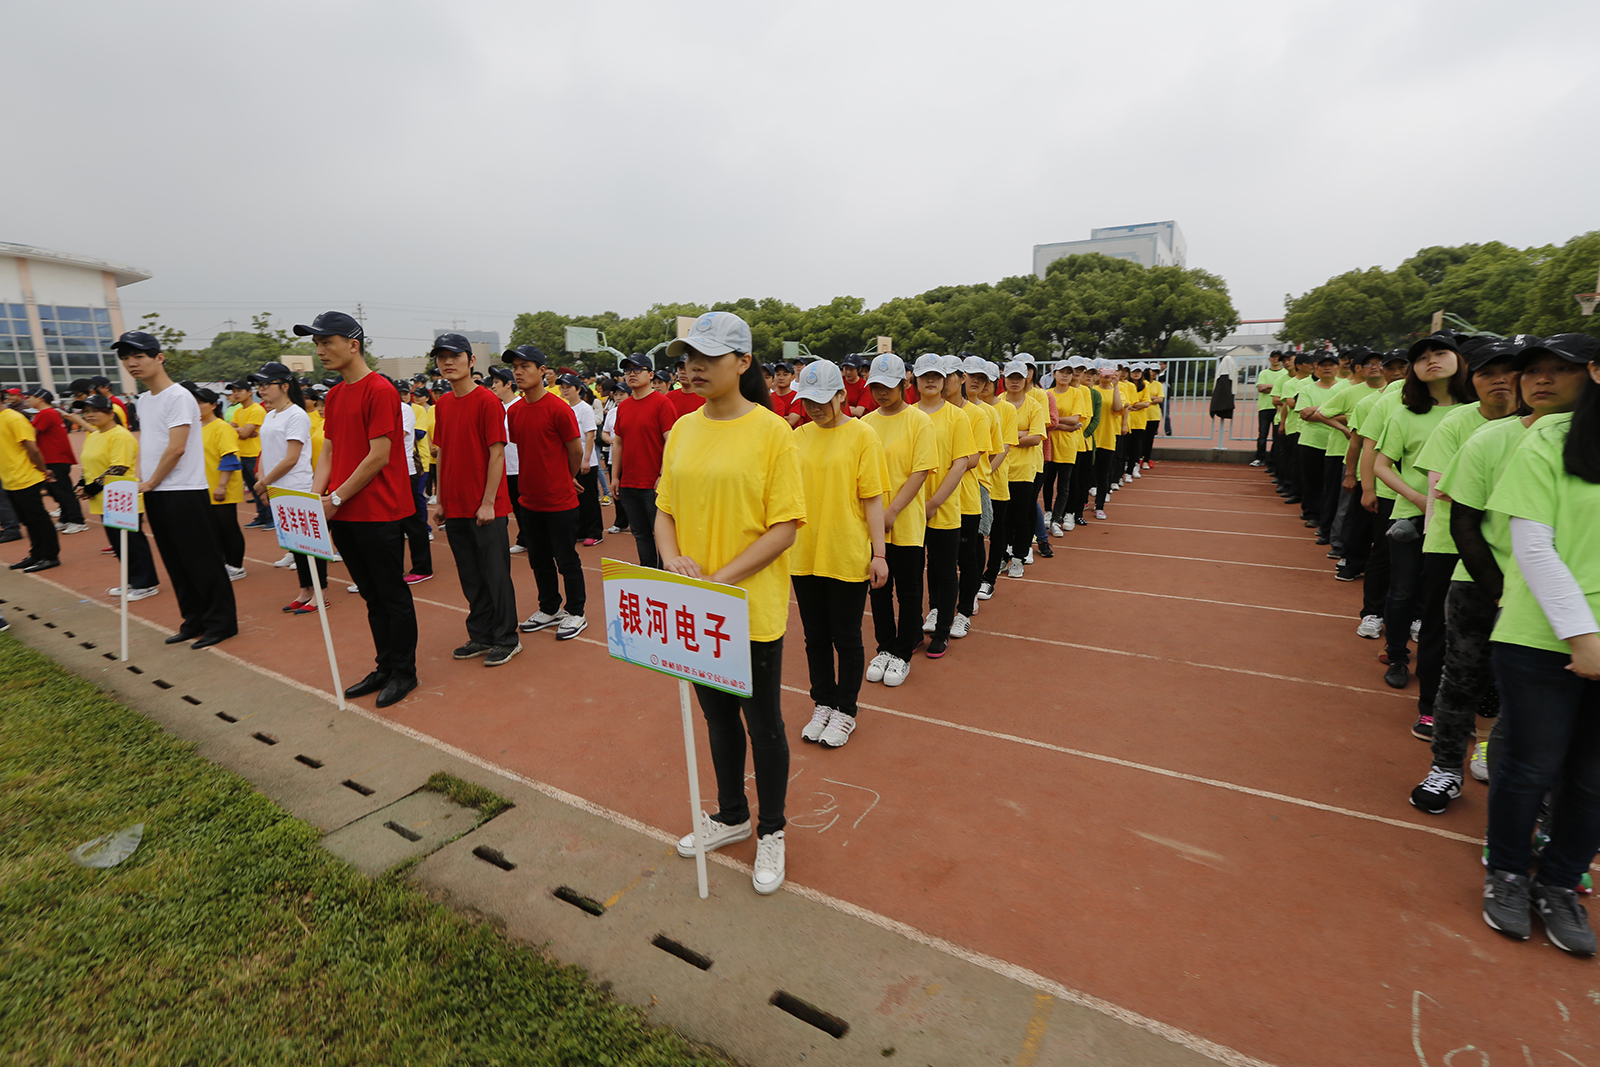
[{"x1": 15, "y1": 460, "x2": 1600, "y2": 1067}]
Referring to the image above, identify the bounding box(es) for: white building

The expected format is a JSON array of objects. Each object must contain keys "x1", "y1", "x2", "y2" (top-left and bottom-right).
[
  {"x1": 0, "y1": 243, "x2": 150, "y2": 393},
  {"x1": 1033, "y1": 221, "x2": 1187, "y2": 278}
]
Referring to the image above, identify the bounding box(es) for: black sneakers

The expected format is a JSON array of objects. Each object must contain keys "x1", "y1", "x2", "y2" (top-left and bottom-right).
[
  {"x1": 453, "y1": 641, "x2": 492, "y2": 660},
  {"x1": 1533, "y1": 881, "x2": 1598, "y2": 956},
  {"x1": 1409, "y1": 767, "x2": 1461, "y2": 814},
  {"x1": 1385, "y1": 662, "x2": 1409, "y2": 689},
  {"x1": 1483, "y1": 869, "x2": 1533, "y2": 940}
]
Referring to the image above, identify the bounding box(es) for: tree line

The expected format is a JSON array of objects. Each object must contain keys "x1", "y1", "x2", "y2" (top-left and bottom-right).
[{"x1": 1280, "y1": 231, "x2": 1600, "y2": 350}]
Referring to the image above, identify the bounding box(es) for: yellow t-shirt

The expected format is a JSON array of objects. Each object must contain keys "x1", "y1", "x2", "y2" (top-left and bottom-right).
[
  {"x1": 656, "y1": 405, "x2": 806, "y2": 644},
  {"x1": 1090, "y1": 386, "x2": 1120, "y2": 450},
  {"x1": 309, "y1": 409, "x2": 325, "y2": 434},
  {"x1": 80, "y1": 424, "x2": 141, "y2": 515},
  {"x1": 0, "y1": 407, "x2": 43, "y2": 492},
  {"x1": 1117, "y1": 382, "x2": 1138, "y2": 433},
  {"x1": 413, "y1": 404, "x2": 434, "y2": 472},
  {"x1": 963, "y1": 399, "x2": 997, "y2": 496},
  {"x1": 863, "y1": 405, "x2": 937, "y2": 548},
  {"x1": 987, "y1": 398, "x2": 1017, "y2": 501},
  {"x1": 1127, "y1": 383, "x2": 1151, "y2": 431},
  {"x1": 1147, "y1": 380, "x2": 1165, "y2": 418},
  {"x1": 1004, "y1": 394, "x2": 1045, "y2": 484},
  {"x1": 917, "y1": 401, "x2": 977, "y2": 531},
  {"x1": 790, "y1": 419, "x2": 887, "y2": 582},
  {"x1": 230, "y1": 402, "x2": 265, "y2": 459},
  {"x1": 1048, "y1": 386, "x2": 1092, "y2": 463},
  {"x1": 202, "y1": 418, "x2": 245, "y2": 505},
  {"x1": 1029, "y1": 387, "x2": 1051, "y2": 473},
  {"x1": 311, "y1": 424, "x2": 325, "y2": 471}
]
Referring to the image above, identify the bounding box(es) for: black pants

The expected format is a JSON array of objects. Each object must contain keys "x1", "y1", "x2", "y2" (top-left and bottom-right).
[
  {"x1": 239, "y1": 456, "x2": 272, "y2": 525},
  {"x1": 957, "y1": 513, "x2": 984, "y2": 616},
  {"x1": 983, "y1": 499, "x2": 1010, "y2": 583},
  {"x1": 1140, "y1": 423, "x2": 1158, "y2": 463},
  {"x1": 575, "y1": 468, "x2": 603, "y2": 541},
  {"x1": 1385, "y1": 531, "x2": 1425, "y2": 669},
  {"x1": 524, "y1": 506, "x2": 585, "y2": 616},
  {"x1": 1256, "y1": 410, "x2": 1273, "y2": 462},
  {"x1": 695, "y1": 637, "x2": 787, "y2": 838},
  {"x1": 8, "y1": 482, "x2": 58, "y2": 562},
  {"x1": 1430, "y1": 580, "x2": 1501, "y2": 771},
  {"x1": 1091, "y1": 449, "x2": 1116, "y2": 511},
  {"x1": 1298, "y1": 443, "x2": 1324, "y2": 524},
  {"x1": 293, "y1": 552, "x2": 329, "y2": 592},
  {"x1": 1279, "y1": 432, "x2": 1300, "y2": 493},
  {"x1": 1043, "y1": 461, "x2": 1072, "y2": 523},
  {"x1": 1269, "y1": 416, "x2": 1286, "y2": 471},
  {"x1": 145, "y1": 489, "x2": 237, "y2": 641},
  {"x1": 1415, "y1": 552, "x2": 1456, "y2": 713},
  {"x1": 924, "y1": 525, "x2": 959, "y2": 641},
  {"x1": 1361, "y1": 496, "x2": 1395, "y2": 619},
  {"x1": 793, "y1": 575, "x2": 867, "y2": 717},
  {"x1": 330, "y1": 519, "x2": 417, "y2": 679},
  {"x1": 44, "y1": 463, "x2": 84, "y2": 526},
  {"x1": 1062, "y1": 455, "x2": 1090, "y2": 523},
  {"x1": 870, "y1": 542, "x2": 924, "y2": 661},
  {"x1": 1318, "y1": 456, "x2": 1343, "y2": 540},
  {"x1": 445, "y1": 515, "x2": 518, "y2": 647},
  {"x1": 401, "y1": 472, "x2": 433, "y2": 575},
  {"x1": 103, "y1": 517, "x2": 159, "y2": 589},
  {"x1": 617, "y1": 486, "x2": 658, "y2": 569},
  {"x1": 1340, "y1": 481, "x2": 1374, "y2": 575},
  {"x1": 205, "y1": 503, "x2": 245, "y2": 569},
  {"x1": 1007, "y1": 479, "x2": 1038, "y2": 560}
]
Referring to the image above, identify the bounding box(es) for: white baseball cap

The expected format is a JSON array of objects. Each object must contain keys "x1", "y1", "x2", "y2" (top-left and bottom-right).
[
  {"x1": 1002, "y1": 360, "x2": 1029, "y2": 378},
  {"x1": 792, "y1": 359, "x2": 845, "y2": 404},
  {"x1": 912, "y1": 353, "x2": 946, "y2": 377},
  {"x1": 961, "y1": 355, "x2": 993, "y2": 379},
  {"x1": 939, "y1": 354, "x2": 964, "y2": 376},
  {"x1": 987, "y1": 360, "x2": 1003, "y2": 380},
  {"x1": 866, "y1": 353, "x2": 906, "y2": 388},
  {"x1": 1015, "y1": 352, "x2": 1036, "y2": 364},
  {"x1": 667, "y1": 312, "x2": 752, "y2": 360}
]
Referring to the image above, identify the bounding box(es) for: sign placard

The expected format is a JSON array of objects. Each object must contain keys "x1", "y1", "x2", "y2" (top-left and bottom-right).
[
  {"x1": 101, "y1": 478, "x2": 139, "y2": 532},
  {"x1": 602, "y1": 559, "x2": 751, "y2": 697},
  {"x1": 268, "y1": 487, "x2": 337, "y2": 561}
]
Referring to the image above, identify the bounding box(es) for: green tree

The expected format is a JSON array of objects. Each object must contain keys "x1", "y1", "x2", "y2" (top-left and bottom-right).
[
  {"x1": 1402, "y1": 245, "x2": 1482, "y2": 288},
  {"x1": 1280, "y1": 266, "x2": 1428, "y2": 349},
  {"x1": 1113, "y1": 265, "x2": 1239, "y2": 357},
  {"x1": 1517, "y1": 231, "x2": 1600, "y2": 338}
]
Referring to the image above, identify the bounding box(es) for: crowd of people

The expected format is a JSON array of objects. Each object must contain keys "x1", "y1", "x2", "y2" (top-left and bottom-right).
[{"x1": 1256, "y1": 329, "x2": 1600, "y2": 956}]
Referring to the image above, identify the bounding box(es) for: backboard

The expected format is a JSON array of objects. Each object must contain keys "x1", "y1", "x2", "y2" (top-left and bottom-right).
[{"x1": 565, "y1": 326, "x2": 601, "y2": 353}]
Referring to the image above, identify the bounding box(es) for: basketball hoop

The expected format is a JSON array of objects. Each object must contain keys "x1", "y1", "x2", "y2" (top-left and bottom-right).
[{"x1": 1577, "y1": 293, "x2": 1599, "y2": 317}]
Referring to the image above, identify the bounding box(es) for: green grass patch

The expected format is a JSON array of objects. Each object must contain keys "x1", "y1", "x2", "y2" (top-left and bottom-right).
[
  {"x1": 423, "y1": 771, "x2": 514, "y2": 822},
  {"x1": 0, "y1": 638, "x2": 727, "y2": 1066}
]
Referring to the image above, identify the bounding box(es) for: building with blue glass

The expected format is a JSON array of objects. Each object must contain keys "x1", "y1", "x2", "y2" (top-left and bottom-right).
[{"x1": 0, "y1": 243, "x2": 151, "y2": 394}]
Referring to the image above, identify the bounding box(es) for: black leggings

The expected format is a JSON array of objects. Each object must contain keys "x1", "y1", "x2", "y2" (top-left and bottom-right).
[
  {"x1": 924, "y1": 526, "x2": 959, "y2": 641},
  {"x1": 695, "y1": 637, "x2": 788, "y2": 838},
  {"x1": 984, "y1": 498, "x2": 1010, "y2": 583},
  {"x1": 957, "y1": 513, "x2": 984, "y2": 616},
  {"x1": 869, "y1": 542, "x2": 924, "y2": 660},
  {"x1": 1140, "y1": 423, "x2": 1158, "y2": 463},
  {"x1": 1092, "y1": 448, "x2": 1116, "y2": 509},
  {"x1": 1059, "y1": 454, "x2": 1090, "y2": 524},
  {"x1": 792, "y1": 575, "x2": 867, "y2": 717},
  {"x1": 1043, "y1": 461, "x2": 1072, "y2": 522},
  {"x1": 1007, "y1": 479, "x2": 1038, "y2": 562}
]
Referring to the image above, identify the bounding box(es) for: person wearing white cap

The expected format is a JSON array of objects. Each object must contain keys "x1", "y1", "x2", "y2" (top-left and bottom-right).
[
  {"x1": 980, "y1": 360, "x2": 1019, "y2": 595},
  {"x1": 911, "y1": 354, "x2": 976, "y2": 657},
  {"x1": 658, "y1": 312, "x2": 806, "y2": 896},
  {"x1": 1140, "y1": 360, "x2": 1166, "y2": 471},
  {"x1": 1087, "y1": 360, "x2": 1126, "y2": 519},
  {"x1": 1123, "y1": 364, "x2": 1153, "y2": 482},
  {"x1": 952, "y1": 356, "x2": 999, "y2": 627},
  {"x1": 1046, "y1": 360, "x2": 1090, "y2": 535},
  {"x1": 862, "y1": 353, "x2": 936, "y2": 687},
  {"x1": 999, "y1": 361, "x2": 1046, "y2": 577},
  {"x1": 789, "y1": 360, "x2": 889, "y2": 749}
]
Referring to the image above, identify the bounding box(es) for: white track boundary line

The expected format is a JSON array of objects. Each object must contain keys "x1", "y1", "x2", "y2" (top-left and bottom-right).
[
  {"x1": 7, "y1": 570, "x2": 1278, "y2": 1067},
  {"x1": 1101, "y1": 524, "x2": 1310, "y2": 542},
  {"x1": 1057, "y1": 545, "x2": 1330, "y2": 573},
  {"x1": 1004, "y1": 576, "x2": 1350, "y2": 620}
]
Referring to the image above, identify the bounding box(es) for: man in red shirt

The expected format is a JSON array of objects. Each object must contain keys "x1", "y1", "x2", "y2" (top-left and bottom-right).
[
  {"x1": 504, "y1": 345, "x2": 587, "y2": 641},
  {"x1": 302, "y1": 311, "x2": 418, "y2": 708},
  {"x1": 768, "y1": 360, "x2": 800, "y2": 426},
  {"x1": 23, "y1": 389, "x2": 87, "y2": 532},
  {"x1": 610, "y1": 352, "x2": 676, "y2": 568},
  {"x1": 427, "y1": 333, "x2": 519, "y2": 667},
  {"x1": 842, "y1": 356, "x2": 876, "y2": 418},
  {"x1": 667, "y1": 357, "x2": 705, "y2": 422}
]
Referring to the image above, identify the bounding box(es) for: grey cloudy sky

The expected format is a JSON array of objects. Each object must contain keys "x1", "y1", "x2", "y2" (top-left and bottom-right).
[{"x1": 11, "y1": 0, "x2": 1596, "y2": 354}]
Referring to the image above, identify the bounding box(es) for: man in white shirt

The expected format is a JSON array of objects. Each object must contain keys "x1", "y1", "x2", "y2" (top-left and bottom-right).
[{"x1": 113, "y1": 330, "x2": 238, "y2": 648}]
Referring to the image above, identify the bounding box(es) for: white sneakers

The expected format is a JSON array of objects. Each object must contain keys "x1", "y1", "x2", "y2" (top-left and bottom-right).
[
  {"x1": 865, "y1": 651, "x2": 891, "y2": 682},
  {"x1": 520, "y1": 610, "x2": 566, "y2": 633},
  {"x1": 273, "y1": 553, "x2": 295, "y2": 568},
  {"x1": 346, "y1": 584, "x2": 360, "y2": 593},
  {"x1": 949, "y1": 613, "x2": 970, "y2": 639},
  {"x1": 1356, "y1": 615, "x2": 1383, "y2": 640},
  {"x1": 883, "y1": 656, "x2": 910, "y2": 686},
  {"x1": 1470, "y1": 741, "x2": 1489, "y2": 783},
  {"x1": 1024, "y1": 548, "x2": 1034, "y2": 564},
  {"x1": 509, "y1": 545, "x2": 526, "y2": 555},
  {"x1": 556, "y1": 614, "x2": 588, "y2": 641},
  {"x1": 801, "y1": 705, "x2": 834, "y2": 742},
  {"x1": 1094, "y1": 509, "x2": 1107, "y2": 520},
  {"x1": 1063, "y1": 514, "x2": 1075, "y2": 531},
  {"x1": 1132, "y1": 468, "x2": 1142, "y2": 479},
  {"x1": 818, "y1": 710, "x2": 855, "y2": 747},
  {"x1": 753, "y1": 831, "x2": 785, "y2": 894},
  {"x1": 677, "y1": 809, "x2": 751, "y2": 856},
  {"x1": 676, "y1": 813, "x2": 783, "y2": 894},
  {"x1": 922, "y1": 608, "x2": 938, "y2": 634},
  {"x1": 1050, "y1": 522, "x2": 1063, "y2": 537},
  {"x1": 107, "y1": 585, "x2": 159, "y2": 601},
  {"x1": 225, "y1": 565, "x2": 247, "y2": 582},
  {"x1": 59, "y1": 523, "x2": 89, "y2": 534},
  {"x1": 1410, "y1": 619, "x2": 1421, "y2": 643},
  {"x1": 1008, "y1": 558, "x2": 1024, "y2": 579},
  {"x1": 976, "y1": 582, "x2": 994, "y2": 601}
]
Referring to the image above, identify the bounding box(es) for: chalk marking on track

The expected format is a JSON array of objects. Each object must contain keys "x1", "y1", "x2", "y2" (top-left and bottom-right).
[
  {"x1": 6, "y1": 571, "x2": 1282, "y2": 1067},
  {"x1": 1085, "y1": 523, "x2": 1312, "y2": 542},
  {"x1": 1059, "y1": 545, "x2": 1330, "y2": 573},
  {"x1": 1005, "y1": 575, "x2": 1350, "y2": 620}
]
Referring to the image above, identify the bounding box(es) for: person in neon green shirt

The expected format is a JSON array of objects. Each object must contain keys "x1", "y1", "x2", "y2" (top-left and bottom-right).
[
  {"x1": 1295, "y1": 352, "x2": 1342, "y2": 539},
  {"x1": 1253, "y1": 351, "x2": 1286, "y2": 469}
]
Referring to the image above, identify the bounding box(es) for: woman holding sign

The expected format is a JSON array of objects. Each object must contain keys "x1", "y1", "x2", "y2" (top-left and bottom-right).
[
  {"x1": 656, "y1": 312, "x2": 806, "y2": 896},
  {"x1": 75, "y1": 394, "x2": 160, "y2": 599},
  {"x1": 250, "y1": 361, "x2": 326, "y2": 614}
]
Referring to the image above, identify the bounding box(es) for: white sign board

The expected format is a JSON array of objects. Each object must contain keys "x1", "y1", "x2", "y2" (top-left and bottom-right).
[
  {"x1": 101, "y1": 479, "x2": 139, "y2": 532},
  {"x1": 602, "y1": 559, "x2": 751, "y2": 697},
  {"x1": 269, "y1": 487, "x2": 337, "y2": 561}
]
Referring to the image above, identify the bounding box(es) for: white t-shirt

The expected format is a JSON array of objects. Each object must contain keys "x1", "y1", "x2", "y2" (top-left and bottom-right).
[
  {"x1": 136, "y1": 384, "x2": 207, "y2": 491},
  {"x1": 260, "y1": 404, "x2": 314, "y2": 492},
  {"x1": 502, "y1": 395, "x2": 521, "y2": 476},
  {"x1": 571, "y1": 398, "x2": 597, "y2": 466},
  {"x1": 401, "y1": 401, "x2": 417, "y2": 477}
]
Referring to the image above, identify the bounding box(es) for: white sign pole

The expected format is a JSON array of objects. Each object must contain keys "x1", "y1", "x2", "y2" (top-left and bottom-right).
[
  {"x1": 119, "y1": 527, "x2": 129, "y2": 662},
  {"x1": 679, "y1": 678, "x2": 709, "y2": 899},
  {"x1": 266, "y1": 487, "x2": 345, "y2": 709},
  {"x1": 309, "y1": 568, "x2": 344, "y2": 711}
]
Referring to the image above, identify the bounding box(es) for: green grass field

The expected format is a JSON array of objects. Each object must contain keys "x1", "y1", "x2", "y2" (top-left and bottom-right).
[{"x1": 0, "y1": 636, "x2": 726, "y2": 1066}]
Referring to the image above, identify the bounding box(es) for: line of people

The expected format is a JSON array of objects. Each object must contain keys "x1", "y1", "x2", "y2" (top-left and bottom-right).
[{"x1": 1258, "y1": 330, "x2": 1600, "y2": 957}]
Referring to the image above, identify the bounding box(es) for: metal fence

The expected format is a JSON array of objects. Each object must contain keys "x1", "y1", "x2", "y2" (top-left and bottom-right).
[{"x1": 1154, "y1": 355, "x2": 1274, "y2": 445}]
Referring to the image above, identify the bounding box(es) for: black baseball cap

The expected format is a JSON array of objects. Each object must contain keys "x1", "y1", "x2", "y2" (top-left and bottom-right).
[
  {"x1": 1466, "y1": 338, "x2": 1520, "y2": 373},
  {"x1": 1315, "y1": 351, "x2": 1338, "y2": 364},
  {"x1": 554, "y1": 373, "x2": 583, "y2": 389},
  {"x1": 1408, "y1": 331, "x2": 1462, "y2": 360},
  {"x1": 111, "y1": 330, "x2": 161, "y2": 354},
  {"x1": 430, "y1": 332, "x2": 473, "y2": 358},
  {"x1": 24, "y1": 387, "x2": 54, "y2": 403},
  {"x1": 248, "y1": 361, "x2": 295, "y2": 385},
  {"x1": 502, "y1": 344, "x2": 546, "y2": 366},
  {"x1": 618, "y1": 352, "x2": 651, "y2": 371},
  {"x1": 75, "y1": 394, "x2": 114, "y2": 412},
  {"x1": 292, "y1": 311, "x2": 363, "y2": 339},
  {"x1": 320, "y1": 374, "x2": 342, "y2": 388},
  {"x1": 1518, "y1": 333, "x2": 1600, "y2": 367},
  {"x1": 1382, "y1": 349, "x2": 1409, "y2": 365},
  {"x1": 772, "y1": 360, "x2": 793, "y2": 373},
  {"x1": 1293, "y1": 352, "x2": 1319, "y2": 365},
  {"x1": 89, "y1": 375, "x2": 112, "y2": 388},
  {"x1": 195, "y1": 387, "x2": 221, "y2": 405},
  {"x1": 67, "y1": 378, "x2": 94, "y2": 396},
  {"x1": 653, "y1": 369, "x2": 674, "y2": 383},
  {"x1": 485, "y1": 365, "x2": 514, "y2": 385}
]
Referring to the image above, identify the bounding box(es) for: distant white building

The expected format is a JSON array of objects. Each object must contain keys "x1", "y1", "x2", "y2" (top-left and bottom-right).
[
  {"x1": 0, "y1": 243, "x2": 150, "y2": 393},
  {"x1": 1033, "y1": 221, "x2": 1187, "y2": 278}
]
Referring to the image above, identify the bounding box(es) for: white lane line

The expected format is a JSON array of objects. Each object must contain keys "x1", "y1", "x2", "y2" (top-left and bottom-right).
[
  {"x1": 6, "y1": 570, "x2": 1278, "y2": 1067},
  {"x1": 1127, "y1": 489, "x2": 1287, "y2": 499},
  {"x1": 1004, "y1": 575, "x2": 1350, "y2": 620},
  {"x1": 1056, "y1": 545, "x2": 1330, "y2": 573},
  {"x1": 1097, "y1": 524, "x2": 1310, "y2": 542},
  {"x1": 1111, "y1": 502, "x2": 1310, "y2": 518}
]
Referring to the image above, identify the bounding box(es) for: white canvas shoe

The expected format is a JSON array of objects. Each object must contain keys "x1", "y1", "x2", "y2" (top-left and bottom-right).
[{"x1": 865, "y1": 651, "x2": 891, "y2": 682}]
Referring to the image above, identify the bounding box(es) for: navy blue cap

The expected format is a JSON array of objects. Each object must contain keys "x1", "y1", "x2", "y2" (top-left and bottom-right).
[
  {"x1": 292, "y1": 311, "x2": 364, "y2": 339},
  {"x1": 653, "y1": 369, "x2": 674, "y2": 382},
  {"x1": 502, "y1": 344, "x2": 546, "y2": 366},
  {"x1": 1519, "y1": 333, "x2": 1600, "y2": 366},
  {"x1": 320, "y1": 375, "x2": 342, "y2": 388},
  {"x1": 485, "y1": 365, "x2": 514, "y2": 385},
  {"x1": 619, "y1": 352, "x2": 651, "y2": 371},
  {"x1": 67, "y1": 377, "x2": 94, "y2": 395},
  {"x1": 75, "y1": 394, "x2": 114, "y2": 412},
  {"x1": 248, "y1": 361, "x2": 295, "y2": 385},
  {"x1": 89, "y1": 375, "x2": 112, "y2": 388},
  {"x1": 1407, "y1": 331, "x2": 1462, "y2": 360},
  {"x1": 555, "y1": 373, "x2": 583, "y2": 389},
  {"x1": 1466, "y1": 338, "x2": 1520, "y2": 372},
  {"x1": 430, "y1": 332, "x2": 473, "y2": 358},
  {"x1": 111, "y1": 330, "x2": 161, "y2": 354},
  {"x1": 195, "y1": 387, "x2": 220, "y2": 405}
]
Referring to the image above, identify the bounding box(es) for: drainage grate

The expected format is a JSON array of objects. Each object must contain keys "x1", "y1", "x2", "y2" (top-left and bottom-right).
[
  {"x1": 383, "y1": 820, "x2": 421, "y2": 842},
  {"x1": 652, "y1": 935, "x2": 713, "y2": 971},
  {"x1": 771, "y1": 991, "x2": 849, "y2": 1039},
  {"x1": 43, "y1": 622, "x2": 55, "y2": 629},
  {"x1": 472, "y1": 845, "x2": 516, "y2": 871},
  {"x1": 251, "y1": 732, "x2": 278, "y2": 746},
  {"x1": 342, "y1": 779, "x2": 375, "y2": 797},
  {"x1": 80, "y1": 641, "x2": 96, "y2": 650},
  {"x1": 553, "y1": 886, "x2": 606, "y2": 916},
  {"x1": 126, "y1": 665, "x2": 143, "y2": 674},
  {"x1": 26, "y1": 614, "x2": 38, "y2": 620},
  {"x1": 294, "y1": 754, "x2": 323, "y2": 769},
  {"x1": 102, "y1": 652, "x2": 116, "y2": 660},
  {"x1": 63, "y1": 630, "x2": 74, "y2": 638},
  {"x1": 181, "y1": 695, "x2": 202, "y2": 706},
  {"x1": 152, "y1": 679, "x2": 172, "y2": 690},
  {"x1": 215, "y1": 711, "x2": 238, "y2": 723}
]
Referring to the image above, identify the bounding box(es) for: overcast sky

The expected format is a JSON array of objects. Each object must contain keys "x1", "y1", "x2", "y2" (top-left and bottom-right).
[{"x1": 11, "y1": 0, "x2": 1595, "y2": 354}]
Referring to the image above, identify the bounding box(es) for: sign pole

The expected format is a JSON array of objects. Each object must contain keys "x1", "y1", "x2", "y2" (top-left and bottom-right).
[
  {"x1": 119, "y1": 527, "x2": 129, "y2": 662},
  {"x1": 679, "y1": 678, "x2": 709, "y2": 899},
  {"x1": 309, "y1": 562, "x2": 344, "y2": 711}
]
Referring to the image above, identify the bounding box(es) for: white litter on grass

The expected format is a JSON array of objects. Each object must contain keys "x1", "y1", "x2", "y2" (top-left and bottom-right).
[{"x1": 69, "y1": 823, "x2": 144, "y2": 868}]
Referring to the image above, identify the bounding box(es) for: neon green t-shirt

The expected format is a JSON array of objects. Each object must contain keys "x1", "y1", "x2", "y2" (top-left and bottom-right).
[
  {"x1": 1415, "y1": 404, "x2": 1498, "y2": 556},
  {"x1": 1321, "y1": 380, "x2": 1382, "y2": 458},
  {"x1": 1376, "y1": 401, "x2": 1457, "y2": 520},
  {"x1": 1436, "y1": 415, "x2": 1540, "y2": 585},
  {"x1": 1255, "y1": 368, "x2": 1285, "y2": 411},
  {"x1": 1295, "y1": 378, "x2": 1339, "y2": 451},
  {"x1": 1488, "y1": 414, "x2": 1599, "y2": 653},
  {"x1": 1361, "y1": 389, "x2": 1405, "y2": 499},
  {"x1": 1274, "y1": 374, "x2": 1309, "y2": 435}
]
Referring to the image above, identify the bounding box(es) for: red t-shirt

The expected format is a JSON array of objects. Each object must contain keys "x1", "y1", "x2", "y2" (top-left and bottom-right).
[
  {"x1": 31, "y1": 407, "x2": 75, "y2": 464},
  {"x1": 668, "y1": 389, "x2": 705, "y2": 422},
  {"x1": 432, "y1": 386, "x2": 512, "y2": 520},
  {"x1": 506, "y1": 390, "x2": 580, "y2": 512},
  {"x1": 844, "y1": 379, "x2": 877, "y2": 417},
  {"x1": 323, "y1": 372, "x2": 412, "y2": 522},
  {"x1": 613, "y1": 390, "x2": 676, "y2": 488},
  {"x1": 769, "y1": 389, "x2": 796, "y2": 419}
]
